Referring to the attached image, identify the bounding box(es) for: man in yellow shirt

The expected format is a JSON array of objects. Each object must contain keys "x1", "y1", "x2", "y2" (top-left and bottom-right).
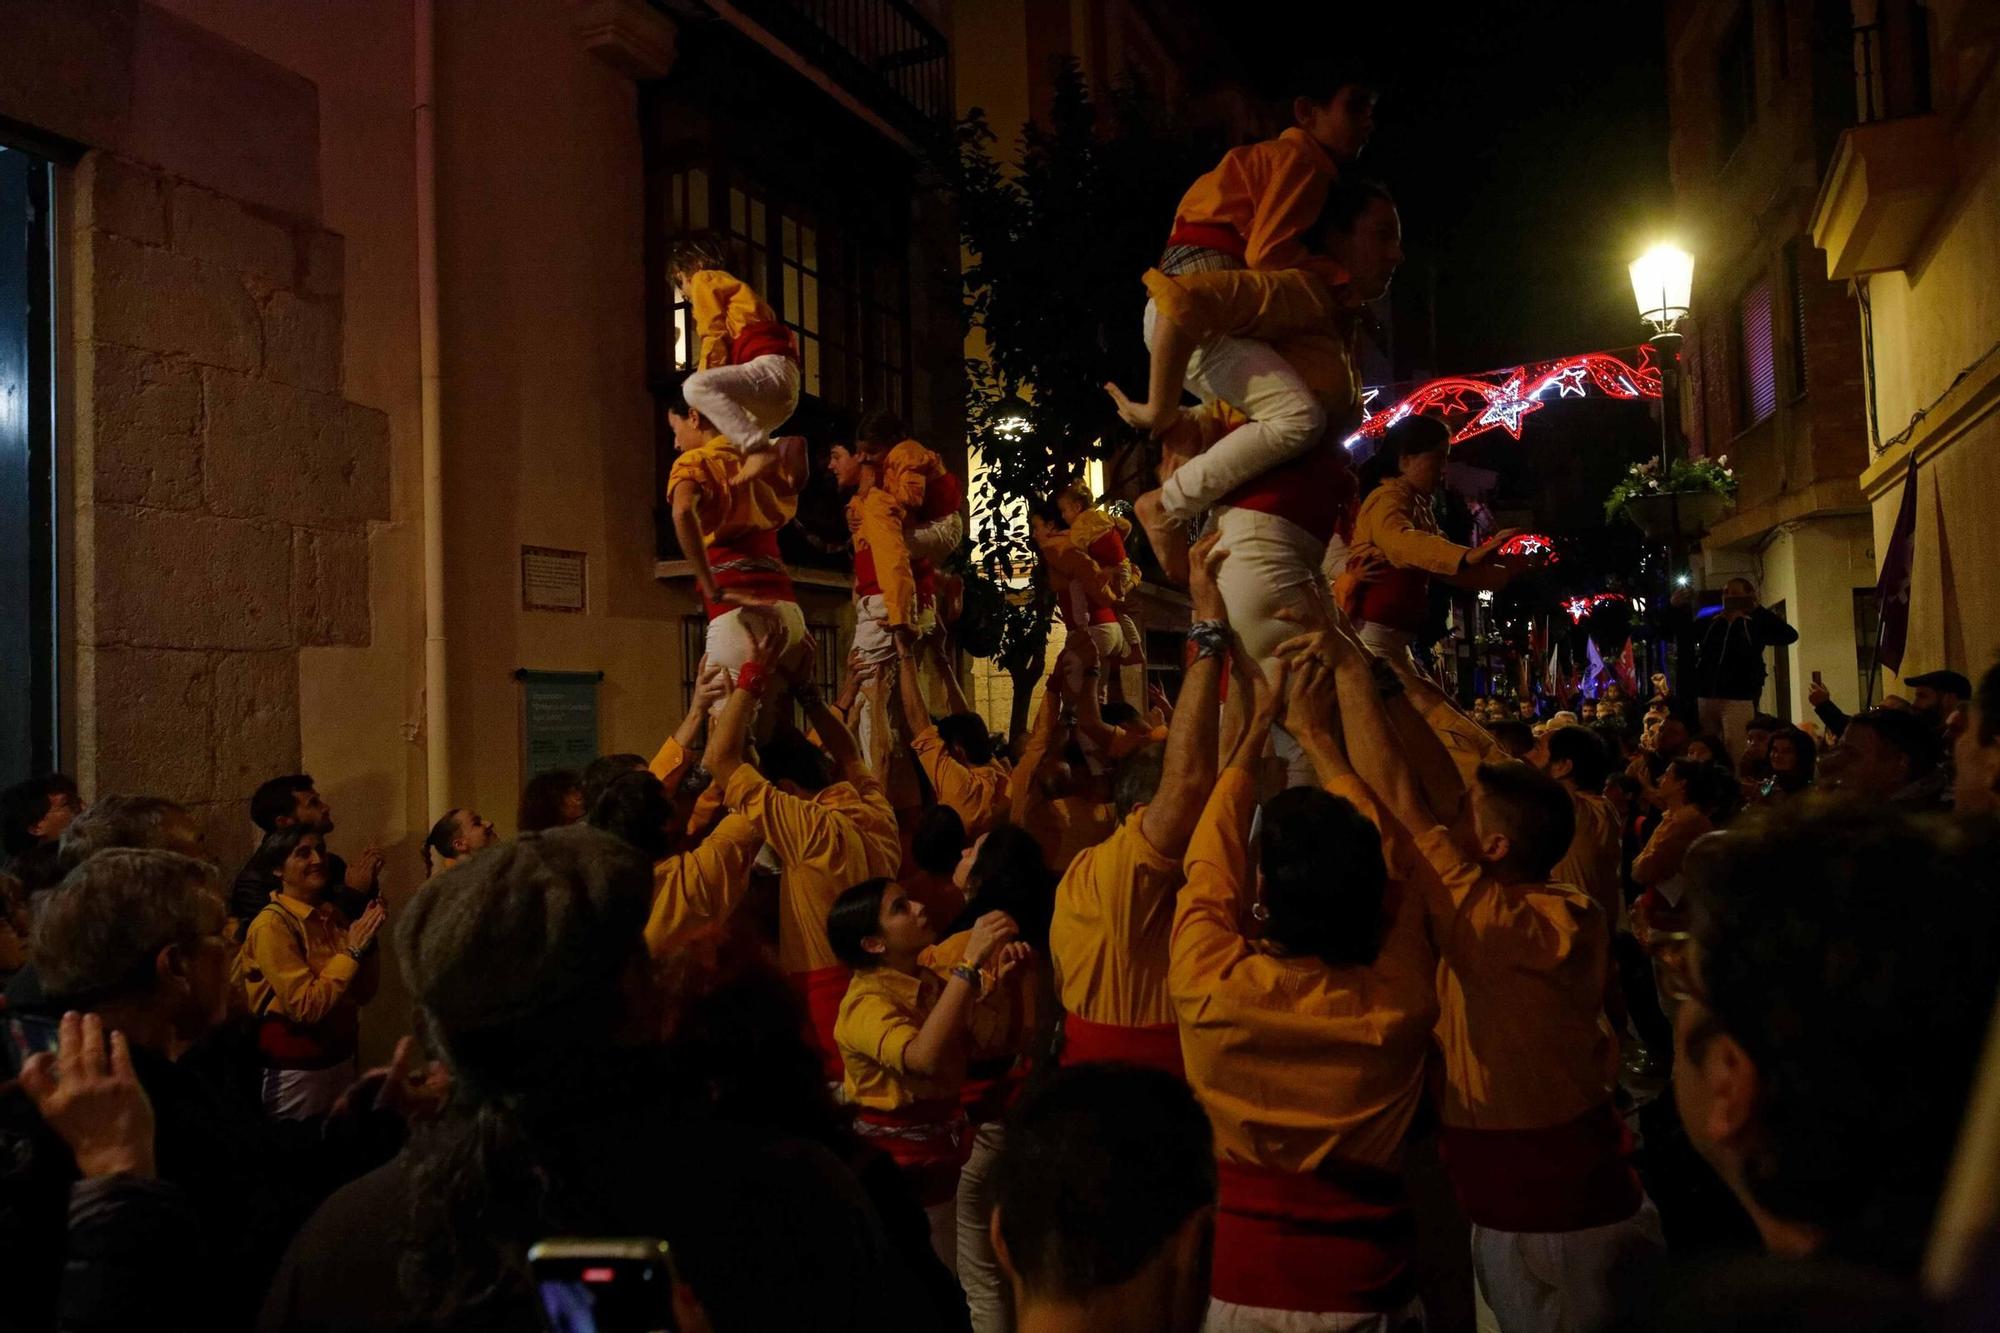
[
  {"x1": 704, "y1": 637, "x2": 900, "y2": 1077},
  {"x1": 664, "y1": 377, "x2": 808, "y2": 711},
  {"x1": 1302, "y1": 624, "x2": 1659, "y2": 1333},
  {"x1": 896, "y1": 636, "x2": 1010, "y2": 839},
  {"x1": 1173, "y1": 639, "x2": 1438, "y2": 1328},
  {"x1": 1007, "y1": 669, "x2": 1119, "y2": 878},
  {"x1": 1049, "y1": 535, "x2": 1226, "y2": 1076}
]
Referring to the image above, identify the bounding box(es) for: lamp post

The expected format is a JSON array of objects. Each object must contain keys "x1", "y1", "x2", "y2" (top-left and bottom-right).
[
  {"x1": 1629, "y1": 242, "x2": 1696, "y2": 708},
  {"x1": 1629, "y1": 243, "x2": 1694, "y2": 473}
]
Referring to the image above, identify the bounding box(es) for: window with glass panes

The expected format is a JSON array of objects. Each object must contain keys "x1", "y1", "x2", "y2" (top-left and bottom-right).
[{"x1": 658, "y1": 162, "x2": 906, "y2": 420}]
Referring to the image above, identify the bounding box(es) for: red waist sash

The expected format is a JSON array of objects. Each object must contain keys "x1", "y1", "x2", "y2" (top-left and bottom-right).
[
  {"x1": 1226, "y1": 443, "x2": 1357, "y2": 545},
  {"x1": 789, "y1": 964, "x2": 851, "y2": 1081},
  {"x1": 855, "y1": 1098, "x2": 970, "y2": 1205},
  {"x1": 1059, "y1": 1015, "x2": 1185, "y2": 1079},
  {"x1": 1354, "y1": 567, "x2": 1432, "y2": 634},
  {"x1": 1212, "y1": 1159, "x2": 1416, "y2": 1313},
  {"x1": 703, "y1": 529, "x2": 795, "y2": 620},
  {"x1": 731, "y1": 319, "x2": 798, "y2": 366},
  {"x1": 1440, "y1": 1102, "x2": 1644, "y2": 1233},
  {"x1": 1166, "y1": 221, "x2": 1247, "y2": 256}
]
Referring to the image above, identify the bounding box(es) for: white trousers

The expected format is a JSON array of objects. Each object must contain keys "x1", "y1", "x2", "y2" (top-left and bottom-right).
[
  {"x1": 1059, "y1": 621, "x2": 1130, "y2": 701},
  {"x1": 1145, "y1": 300, "x2": 1326, "y2": 522},
  {"x1": 1205, "y1": 1297, "x2": 1425, "y2": 1333},
  {"x1": 702, "y1": 601, "x2": 807, "y2": 715},
  {"x1": 1470, "y1": 1197, "x2": 1663, "y2": 1333},
  {"x1": 1697, "y1": 697, "x2": 1754, "y2": 768},
  {"x1": 909, "y1": 511, "x2": 965, "y2": 564},
  {"x1": 260, "y1": 1061, "x2": 355, "y2": 1121},
  {"x1": 956, "y1": 1122, "x2": 1012, "y2": 1333},
  {"x1": 683, "y1": 353, "x2": 800, "y2": 453},
  {"x1": 1212, "y1": 504, "x2": 1333, "y2": 788}
]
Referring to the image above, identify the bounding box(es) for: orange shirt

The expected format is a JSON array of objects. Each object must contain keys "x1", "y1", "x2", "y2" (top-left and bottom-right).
[
  {"x1": 1035, "y1": 531, "x2": 1116, "y2": 629},
  {"x1": 1172, "y1": 771, "x2": 1439, "y2": 1171},
  {"x1": 667, "y1": 431, "x2": 800, "y2": 545},
  {"x1": 1554, "y1": 790, "x2": 1624, "y2": 935},
  {"x1": 911, "y1": 725, "x2": 1012, "y2": 838},
  {"x1": 1048, "y1": 809, "x2": 1181, "y2": 1027},
  {"x1": 836, "y1": 964, "x2": 962, "y2": 1112},
  {"x1": 1631, "y1": 804, "x2": 1713, "y2": 889},
  {"x1": 723, "y1": 765, "x2": 901, "y2": 973},
  {"x1": 1169, "y1": 127, "x2": 1339, "y2": 273},
  {"x1": 1415, "y1": 827, "x2": 1617, "y2": 1130},
  {"x1": 923, "y1": 929, "x2": 1038, "y2": 1075},
  {"x1": 643, "y1": 813, "x2": 763, "y2": 957},
  {"x1": 241, "y1": 894, "x2": 369, "y2": 1027},
  {"x1": 1106, "y1": 723, "x2": 1168, "y2": 763},
  {"x1": 681, "y1": 268, "x2": 782, "y2": 370}
]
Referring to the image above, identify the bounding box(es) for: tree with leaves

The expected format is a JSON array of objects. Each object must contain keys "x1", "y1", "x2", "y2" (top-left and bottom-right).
[{"x1": 953, "y1": 58, "x2": 1221, "y2": 737}]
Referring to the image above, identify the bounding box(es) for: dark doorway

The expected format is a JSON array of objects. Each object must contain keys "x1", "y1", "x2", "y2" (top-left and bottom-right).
[{"x1": 0, "y1": 143, "x2": 59, "y2": 779}]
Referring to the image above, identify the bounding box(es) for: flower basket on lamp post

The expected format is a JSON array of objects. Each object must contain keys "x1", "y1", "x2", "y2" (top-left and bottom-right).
[{"x1": 1622, "y1": 490, "x2": 1733, "y2": 542}]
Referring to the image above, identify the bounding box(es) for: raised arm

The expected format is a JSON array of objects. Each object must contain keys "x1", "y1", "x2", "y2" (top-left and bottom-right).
[
  {"x1": 1276, "y1": 624, "x2": 1435, "y2": 837},
  {"x1": 702, "y1": 672, "x2": 762, "y2": 791},
  {"x1": 930, "y1": 636, "x2": 975, "y2": 718},
  {"x1": 1008, "y1": 679, "x2": 1061, "y2": 827},
  {"x1": 903, "y1": 912, "x2": 1019, "y2": 1076},
  {"x1": 896, "y1": 644, "x2": 934, "y2": 743},
  {"x1": 1139, "y1": 534, "x2": 1228, "y2": 859},
  {"x1": 670, "y1": 481, "x2": 724, "y2": 605}
]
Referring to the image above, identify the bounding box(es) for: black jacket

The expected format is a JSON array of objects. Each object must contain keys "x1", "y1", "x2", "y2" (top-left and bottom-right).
[
  {"x1": 53, "y1": 1176, "x2": 206, "y2": 1333},
  {"x1": 1691, "y1": 607, "x2": 1798, "y2": 702},
  {"x1": 256, "y1": 1088, "x2": 937, "y2": 1333},
  {"x1": 0, "y1": 1035, "x2": 402, "y2": 1333}
]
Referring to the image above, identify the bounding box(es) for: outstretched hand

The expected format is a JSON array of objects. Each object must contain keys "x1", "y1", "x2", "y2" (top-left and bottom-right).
[
  {"x1": 1104, "y1": 380, "x2": 1183, "y2": 437},
  {"x1": 1187, "y1": 531, "x2": 1230, "y2": 622},
  {"x1": 1284, "y1": 650, "x2": 1341, "y2": 743}
]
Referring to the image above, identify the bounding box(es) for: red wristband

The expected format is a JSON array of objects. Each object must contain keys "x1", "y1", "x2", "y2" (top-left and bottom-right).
[{"x1": 736, "y1": 663, "x2": 769, "y2": 696}]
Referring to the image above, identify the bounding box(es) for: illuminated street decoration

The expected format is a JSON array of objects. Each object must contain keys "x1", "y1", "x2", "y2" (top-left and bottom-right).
[
  {"x1": 1562, "y1": 592, "x2": 1630, "y2": 623},
  {"x1": 1346, "y1": 346, "x2": 1663, "y2": 449},
  {"x1": 1499, "y1": 532, "x2": 1559, "y2": 562}
]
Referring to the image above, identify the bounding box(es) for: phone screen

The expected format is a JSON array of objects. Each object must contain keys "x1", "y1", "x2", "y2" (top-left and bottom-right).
[{"x1": 529, "y1": 1240, "x2": 677, "y2": 1333}]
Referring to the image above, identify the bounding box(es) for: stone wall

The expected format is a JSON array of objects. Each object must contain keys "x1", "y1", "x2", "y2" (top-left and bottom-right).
[{"x1": 73, "y1": 150, "x2": 385, "y2": 869}]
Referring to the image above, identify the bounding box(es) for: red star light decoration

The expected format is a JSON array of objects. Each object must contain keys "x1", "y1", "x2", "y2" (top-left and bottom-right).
[{"x1": 1347, "y1": 346, "x2": 1663, "y2": 450}]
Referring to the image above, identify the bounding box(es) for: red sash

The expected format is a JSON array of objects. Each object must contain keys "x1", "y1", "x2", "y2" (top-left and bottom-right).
[
  {"x1": 1354, "y1": 567, "x2": 1432, "y2": 635},
  {"x1": 703, "y1": 529, "x2": 795, "y2": 621},
  {"x1": 917, "y1": 469, "x2": 963, "y2": 523},
  {"x1": 1440, "y1": 1103, "x2": 1644, "y2": 1233},
  {"x1": 962, "y1": 1055, "x2": 1024, "y2": 1126},
  {"x1": 1211, "y1": 1160, "x2": 1416, "y2": 1313},
  {"x1": 1226, "y1": 442, "x2": 1358, "y2": 545},
  {"x1": 1058, "y1": 1015, "x2": 1185, "y2": 1079},
  {"x1": 730, "y1": 319, "x2": 798, "y2": 366},
  {"x1": 1166, "y1": 221, "x2": 1246, "y2": 256},
  {"x1": 855, "y1": 1099, "x2": 970, "y2": 1206},
  {"x1": 789, "y1": 964, "x2": 852, "y2": 1081},
  {"x1": 851, "y1": 544, "x2": 882, "y2": 599}
]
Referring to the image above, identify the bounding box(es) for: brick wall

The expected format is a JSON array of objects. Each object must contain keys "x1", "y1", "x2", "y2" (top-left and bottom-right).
[{"x1": 73, "y1": 151, "x2": 387, "y2": 868}]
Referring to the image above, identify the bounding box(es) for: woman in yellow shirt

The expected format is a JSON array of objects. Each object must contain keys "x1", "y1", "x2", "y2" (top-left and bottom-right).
[
  {"x1": 239, "y1": 824, "x2": 386, "y2": 1118},
  {"x1": 828, "y1": 878, "x2": 1025, "y2": 1267}
]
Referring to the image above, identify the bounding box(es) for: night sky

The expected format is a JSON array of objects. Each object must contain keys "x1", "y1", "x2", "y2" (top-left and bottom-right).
[{"x1": 1218, "y1": 2, "x2": 1675, "y2": 381}]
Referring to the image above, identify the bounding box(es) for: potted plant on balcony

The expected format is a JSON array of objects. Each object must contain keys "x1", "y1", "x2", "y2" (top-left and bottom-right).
[{"x1": 1605, "y1": 455, "x2": 1737, "y2": 541}]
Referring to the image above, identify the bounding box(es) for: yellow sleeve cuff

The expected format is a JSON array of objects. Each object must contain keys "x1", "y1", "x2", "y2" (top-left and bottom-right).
[{"x1": 322, "y1": 951, "x2": 360, "y2": 984}]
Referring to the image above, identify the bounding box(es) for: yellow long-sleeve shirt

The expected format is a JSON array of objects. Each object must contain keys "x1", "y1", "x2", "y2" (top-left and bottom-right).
[
  {"x1": 1048, "y1": 809, "x2": 1180, "y2": 1027},
  {"x1": 1554, "y1": 790, "x2": 1625, "y2": 935},
  {"x1": 723, "y1": 764, "x2": 900, "y2": 973},
  {"x1": 911, "y1": 725, "x2": 1012, "y2": 838},
  {"x1": 1415, "y1": 827, "x2": 1617, "y2": 1130},
  {"x1": 666, "y1": 431, "x2": 800, "y2": 544},
  {"x1": 1171, "y1": 770, "x2": 1439, "y2": 1171},
  {"x1": 1169, "y1": 127, "x2": 1339, "y2": 273},
  {"x1": 836, "y1": 964, "x2": 962, "y2": 1112},
  {"x1": 643, "y1": 813, "x2": 764, "y2": 957},
  {"x1": 681, "y1": 268, "x2": 782, "y2": 371},
  {"x1": 1349, "y1": 478, "x2": 1468, "y2": 579},
  {"x1": 241, "y1": 894, "x2": 374, "y2": 1030}
]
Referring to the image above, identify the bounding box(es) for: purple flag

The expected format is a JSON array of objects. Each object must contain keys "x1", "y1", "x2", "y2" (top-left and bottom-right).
[{"x1": 1875, "y1": 464, "x2": 1920, "y2": 673}]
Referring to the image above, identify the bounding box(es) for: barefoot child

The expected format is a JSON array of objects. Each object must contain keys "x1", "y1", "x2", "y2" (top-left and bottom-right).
[
  {"x1": 670, "y1": 233, "x2": 800, "y2": 488},
  {"x1": 1107, "y1": 63, "x2": 1376, "y2": 530}
]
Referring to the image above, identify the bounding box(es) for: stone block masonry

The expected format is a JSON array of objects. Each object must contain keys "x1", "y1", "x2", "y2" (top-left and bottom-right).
[{"x1": 72, "y1": 148, "x2": 383, "y2": 838}]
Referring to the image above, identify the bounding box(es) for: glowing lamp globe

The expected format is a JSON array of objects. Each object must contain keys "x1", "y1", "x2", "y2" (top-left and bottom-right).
[{"x1": 1629, "y1": 244, "x2": 1694, "y2": 331}]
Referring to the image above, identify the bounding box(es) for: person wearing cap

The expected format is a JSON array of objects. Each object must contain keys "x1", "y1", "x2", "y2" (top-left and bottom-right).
[
  {"x1": 258, "y1": 825, "x2": 931, "y2": 1332},
  {"x1": 1811, "y1": 667, "x2": 1969, "y2": 745}
]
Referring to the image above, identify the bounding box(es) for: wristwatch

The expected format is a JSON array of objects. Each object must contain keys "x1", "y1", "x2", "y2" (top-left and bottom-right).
[{"x1": 950, "y1": 963, "x2": 983, "y2": 991}]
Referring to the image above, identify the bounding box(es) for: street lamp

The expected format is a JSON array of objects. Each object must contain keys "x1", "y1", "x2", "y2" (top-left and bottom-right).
[{"x1": 1629, "y1": 243, "x2": 1694, "y2": 472}]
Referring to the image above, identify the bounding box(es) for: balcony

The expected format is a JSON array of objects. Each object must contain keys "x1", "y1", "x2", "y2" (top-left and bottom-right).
[
  {"x1": 674, "y1": 0, "x2": 951, "y2": 149},
  {"x1": 1810, "y1": 113, "x2": 1951, "y2": 279}
]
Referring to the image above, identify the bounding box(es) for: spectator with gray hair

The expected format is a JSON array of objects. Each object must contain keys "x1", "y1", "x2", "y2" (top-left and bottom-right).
[{"x1": 0, "y1": 849, "x2": 407, "y2": 1331}]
